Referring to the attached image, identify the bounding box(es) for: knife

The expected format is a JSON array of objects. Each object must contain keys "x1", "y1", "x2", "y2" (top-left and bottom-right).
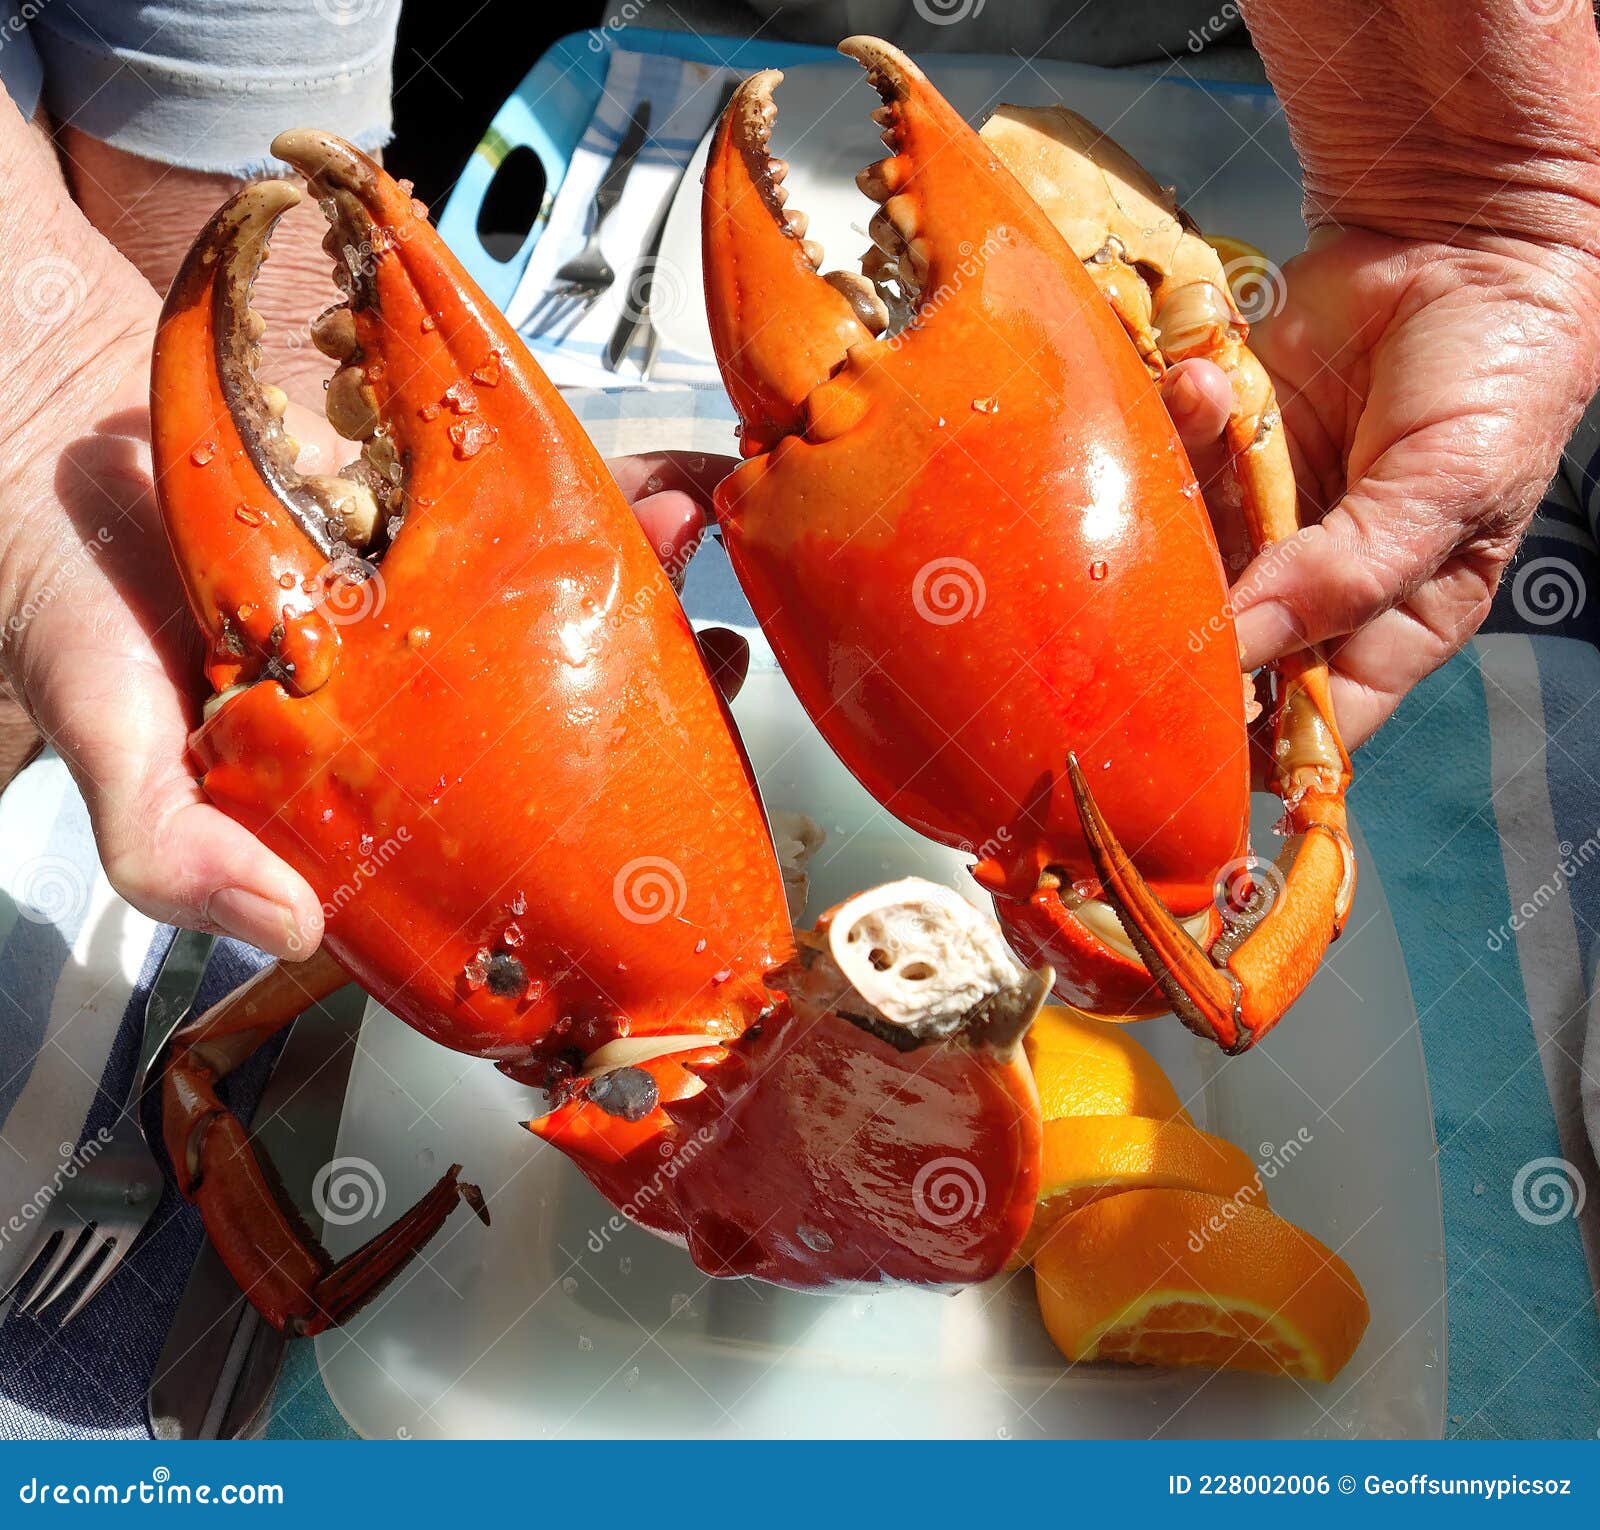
[
  {"x1": 147, "y1": 980, "x2": 367, "y2": 1440},
  {"x1": 592, "y1": 99, "x2": 654, "y2": 231},
  {"x1": 136, "y1": 929, "x2": 216, "y2": 1099},
  {"x1": 605, "y1": 78, "x2": 739, "y2": 374}
]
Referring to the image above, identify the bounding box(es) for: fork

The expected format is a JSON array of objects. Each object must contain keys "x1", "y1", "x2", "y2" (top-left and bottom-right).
[
  {"x1": 526, "y1": 100, "x2": 652, "y2": 338},
  {"x1": 0, "y1": 930, "x2": 214, "y2": 1325}
]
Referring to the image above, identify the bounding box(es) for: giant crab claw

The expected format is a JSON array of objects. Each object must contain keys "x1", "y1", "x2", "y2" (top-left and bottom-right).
[
  {"x1": 530, "y1": 878, "x2": 1046, "y2": 1285},
  {"x1": 152, "y1": 130, "x2": 791, "y2": 1066},
  {"x1": 704, "y1": 45, "x2": 1246, "y2": 1013},
  {"x1": 150, "y1": 132, "x2": 1043, "y2": 1328}
]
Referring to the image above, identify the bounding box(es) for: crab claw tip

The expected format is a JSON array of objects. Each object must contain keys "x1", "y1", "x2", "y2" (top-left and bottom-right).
[
  {"x1": 270, "y1": 129, "x2": 374, "y2": 192},
  {"x1": 1065, "y1": 752, "x2": 1243, "y2": 1048}
]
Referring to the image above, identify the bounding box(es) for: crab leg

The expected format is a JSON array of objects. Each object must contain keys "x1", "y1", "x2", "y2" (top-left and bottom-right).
[{"x1": 162, "y1": 949, "x2": 484, "y2": 1334}]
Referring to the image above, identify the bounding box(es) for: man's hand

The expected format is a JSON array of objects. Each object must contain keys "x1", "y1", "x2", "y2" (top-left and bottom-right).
[
  {"x1": 1166, "y1": 228, "x2": 1600, "y2": 748},
  {"x1": 1227, "y1": 229, "x2": 1600, "y2": 744},
  {"x1": 1164, "y1": 0, "x2": 1600, "y2": 747},
  {"x1": 0, "y1": 291, "x2": 726, "y2": 957}
]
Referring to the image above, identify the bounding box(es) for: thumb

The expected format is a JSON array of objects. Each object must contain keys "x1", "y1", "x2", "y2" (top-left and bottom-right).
[
  {"x1": 87, "y1": 763, "x2": 324, "y2": 959},
  {"x1": 630, "y1": 489, "x2": 706, "y2": 587},
  {"x1": 1161, "y1": 358, "x2": 1233, "y2": 450},
  {"x1": 1229, "y1": 473, "x2": 1464, "y2": 670}
]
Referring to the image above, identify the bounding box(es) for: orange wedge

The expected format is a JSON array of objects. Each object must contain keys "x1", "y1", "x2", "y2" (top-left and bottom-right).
[
  {"x1": 1013, "y1": 1116, "x2": 1263, "y2": 1265},
  {"x1": 1025, "y1": 1005, "x2": 1190, "y2": 1123},
  {"x1": 1204, "y1": 233, "x2": 1273, "y2": 308},
  {"x1": 1035, "y1": 1188, "x2": 1370, "y2": 1382}
]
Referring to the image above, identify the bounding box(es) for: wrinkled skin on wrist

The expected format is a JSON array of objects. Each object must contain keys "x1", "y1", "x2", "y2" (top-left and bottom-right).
[{"x1": 1240, "y1": 0, "x2": 1600, "y2": 249}]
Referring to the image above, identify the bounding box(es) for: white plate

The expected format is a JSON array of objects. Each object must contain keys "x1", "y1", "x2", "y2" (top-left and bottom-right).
[
  {"x1": 316, "y1": 655, "x2": 1445, "y2": 1440},
  {"x1": 652, "y1": 55, "x2": 1306, "y2": 370}
]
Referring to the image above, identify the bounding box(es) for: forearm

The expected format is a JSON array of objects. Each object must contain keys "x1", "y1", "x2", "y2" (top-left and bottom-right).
[
  {"x1": 0, "y1": 94, "x2": 155, "y2": 598},
  {"x1": 1242, "y1": 0, "x2": 1600, "y2": 251}
]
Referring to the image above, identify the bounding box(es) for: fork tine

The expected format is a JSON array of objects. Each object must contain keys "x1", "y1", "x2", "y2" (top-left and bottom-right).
[
  {"x1": 17, "y1": 1223, "x2": 95, "y2": 1314},
  {"x1": 522, "y1": 289, "x2": 563, "y2": 335},
  {"x1": 0, "y1": 1221, "x2": 60, "y2": 1302},
  {"x1": 55, "y1": 1234, "x2": 128, "y2": 1325},
  {"x1": 547, "y1": 298, "x2": 592, "y2": 345},
  {"x1": 33, "y1": 1230, "x2": 114, "y2": 1317},
  {"x1": 530, "y1": 289, "x2": 591, "y2": 339}
]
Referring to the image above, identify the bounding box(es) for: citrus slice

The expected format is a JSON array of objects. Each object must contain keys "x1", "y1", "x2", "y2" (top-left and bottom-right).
[
  {"x1": 1025, "y1": 1005, "x2": 1190, "y2": 1123},
  {"x1": 1203, "y1": 233, "x2": 1272, "y2": 311},
  {"x1": 1034, "y1": 1188, "x2": 1370, "y2": 1382},
  {"x1": 1014, "y1": 1116, "x2": 1263, "y2": 1265}
]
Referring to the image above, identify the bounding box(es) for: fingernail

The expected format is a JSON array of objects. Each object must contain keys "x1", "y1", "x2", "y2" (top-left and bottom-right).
[
  {"x1": 696, "y1": 626, "x2": 750, "y2": 704},
  {"x1": 1167, "y1": 368, "x2": 1203, "y2": 419},
  {"x1": 1234, "y1": 600, "x2": 1305, "y2": 669},
  {"x1": 206, "y1": 886, "x2": 310, "y2": 958}
]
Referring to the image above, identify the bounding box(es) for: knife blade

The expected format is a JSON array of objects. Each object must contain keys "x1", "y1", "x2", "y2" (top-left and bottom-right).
[
  {"x1": 605, "y1": 78, "x2": 738, "y2": 373},
  {"x1": 135, "y1": 929, "x2": 215, "y2": 1097},
  {"x1": 147, "y1": 980, "x2": 368, "y2": 1440},
  {"x1": 591, "y1": 100, "x2": 653, "y2": 230}
]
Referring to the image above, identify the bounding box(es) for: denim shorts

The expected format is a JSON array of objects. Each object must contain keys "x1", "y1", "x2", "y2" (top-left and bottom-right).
[{"x1": 0, "y1": 0, "x2": 399, "y2": 174}]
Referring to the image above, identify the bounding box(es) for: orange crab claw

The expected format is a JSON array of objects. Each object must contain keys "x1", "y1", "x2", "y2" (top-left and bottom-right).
[
  {"x1": 703, "y1": 41, "x2": 1254, "y2": 1030},
  {"x1": 152, "y1": 131, "x2": 793, "y2": 1067}
]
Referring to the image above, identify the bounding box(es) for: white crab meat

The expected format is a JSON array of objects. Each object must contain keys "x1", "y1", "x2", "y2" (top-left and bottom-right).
[{"x1": 820, "y1": 877, "x2": 1023, "y2": 1036}]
